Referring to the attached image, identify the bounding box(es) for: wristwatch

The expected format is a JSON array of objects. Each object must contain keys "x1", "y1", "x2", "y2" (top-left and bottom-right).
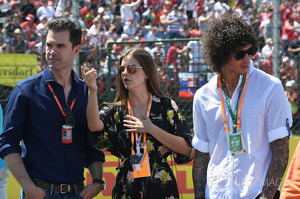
[{"x1": 93, "y1": 178, "x2": 106, "y2": 190}]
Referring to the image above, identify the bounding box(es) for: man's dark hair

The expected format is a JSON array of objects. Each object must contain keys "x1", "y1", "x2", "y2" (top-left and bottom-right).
[
  {"x1": 47, "y1": 17, "x2": 82, "y2": 48},
  {"x1": 201, "y1": 13, "x2": 258, "y2": 73}
]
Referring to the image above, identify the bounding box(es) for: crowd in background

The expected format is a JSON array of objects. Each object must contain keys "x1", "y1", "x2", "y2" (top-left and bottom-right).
[{"x1": 0, "y1": 0, "x2": 299, "y2": 118}]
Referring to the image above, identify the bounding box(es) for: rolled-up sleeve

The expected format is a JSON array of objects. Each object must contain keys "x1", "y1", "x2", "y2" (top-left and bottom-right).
[
  {"x1": 0, "y1": 86, "x2": 26, "y2": 159},
  {"x1": 192, "y1": 90, "x2": 210, "y2": 153}
]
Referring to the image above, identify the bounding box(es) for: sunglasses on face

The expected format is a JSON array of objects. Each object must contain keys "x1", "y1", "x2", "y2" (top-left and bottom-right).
[
  {"x1": 118, "y1": 64, "x2": 143, "y2": 74},
  {"x1": 233, "y1": 46, "x2": 256, "y2": 60}
]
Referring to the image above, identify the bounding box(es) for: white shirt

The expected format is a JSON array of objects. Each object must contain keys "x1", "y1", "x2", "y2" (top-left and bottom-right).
[
  {"x1": 87, "y1": 25, "x2": 105, "y2": 47},
  {"x1": 120, "y1": 3, "x2": 134, "y2": 23},
  {"x1": 192, "y1": 63, "x2": 292, "y2": 199},
  {"x1": 37, "y1": 6, "x2": 56, "y2": 20},
  {"x1": 261, "y1": 44, "x2": 273, "y2": 59}
]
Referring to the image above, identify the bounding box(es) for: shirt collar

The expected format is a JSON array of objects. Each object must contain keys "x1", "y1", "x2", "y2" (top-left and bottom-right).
[{"x1": 42, "y1": 67, "x2": 81, "y2": 85}]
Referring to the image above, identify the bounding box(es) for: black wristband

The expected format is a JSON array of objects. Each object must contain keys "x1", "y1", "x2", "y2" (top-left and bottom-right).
[{"x1": 93, "y1": 178, "x2": 106, "y2": 190}]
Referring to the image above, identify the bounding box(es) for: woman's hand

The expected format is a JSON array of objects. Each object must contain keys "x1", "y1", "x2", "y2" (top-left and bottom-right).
[
  {"x1": 81, "y1": 66, "x2": 98, "y2": 92},
  {"x1": 123, "y1": 115, "x2": 154, "y2": 134}
]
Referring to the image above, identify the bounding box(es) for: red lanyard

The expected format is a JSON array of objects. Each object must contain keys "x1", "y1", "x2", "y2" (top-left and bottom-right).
[
  {"x1": 128, "y1": 93, "x2": 152, "y2": 155},
  {"x1": 47, "y1": 82, "x2": 76, "y2": 118},
  {"x1": 217, "y1": 74, "x2": 248, "y2": 133}
]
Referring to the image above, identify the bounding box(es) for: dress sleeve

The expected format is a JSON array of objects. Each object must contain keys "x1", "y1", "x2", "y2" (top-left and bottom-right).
[
  {"x1": 162, "y1": 97, "x2": 193, "y2": 164},
  {"x1": 88, "y1": 104, "x2": 120, "y2": 157}
]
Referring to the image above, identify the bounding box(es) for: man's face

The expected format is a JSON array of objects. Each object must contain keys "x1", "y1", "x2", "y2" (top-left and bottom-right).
[
  {"x1": 46, "y1": 30, "x2": 80, "y2": 71},
  {"x1": 223, "y1": 44, "x2": 253, "y2": 76}
]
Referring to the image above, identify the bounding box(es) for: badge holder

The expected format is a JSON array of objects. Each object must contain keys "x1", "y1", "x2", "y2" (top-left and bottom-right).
[
  {"x1": 62, "y1": 125, "x2": 72, "y2": 144},
  {"x1": 130, "y1": 133, "x2": 151, "y2": 178},
  {"x1": 128, "y1": 94, "x2": 152, "y2": 178},
  {"x1": 226, "y1": 130, "x2": 247, "y2": 156},
  {"x1": 131, "y1": 152, "x2": 151, "y2": 178},
  {"x1": 47, "y1": 82, "x2": 76, "y2": 145}
]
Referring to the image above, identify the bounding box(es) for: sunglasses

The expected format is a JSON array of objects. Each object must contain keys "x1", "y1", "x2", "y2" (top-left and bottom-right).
[
  {"x1": 118, "y1": 64, "x2": 143, "y2": 74},
  {"x1": 233, "y1": 46, "x2": 256, "y2": 60},
  {"x1": 63, "y1": 105, "x2": 75, "y2": 127}
]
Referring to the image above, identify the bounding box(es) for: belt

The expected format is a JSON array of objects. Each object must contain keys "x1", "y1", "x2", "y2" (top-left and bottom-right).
[{"x1": 31, "y1": 177, "x2": 84, "y2": 194}]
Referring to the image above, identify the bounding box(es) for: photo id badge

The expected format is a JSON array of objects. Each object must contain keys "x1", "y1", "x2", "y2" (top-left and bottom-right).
[
  {"x1": 131, "y1": 153, "x2": 151, "y2": 178},
  {"x1": 226, "y1": 130, "x2": 247, "y2": 156},
  {"x1": 62, "y1": 125, "x2": 72, "y2": 144}
]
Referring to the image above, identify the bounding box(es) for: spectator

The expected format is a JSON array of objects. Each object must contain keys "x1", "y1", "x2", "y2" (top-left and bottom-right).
[
  {"x1": 102, "y1": 14, "x2": 112, "y2": 31},
  {"x1": 280, "y1": 56, "x2": 295, "y2": 85},
  {"x1": 79, "y1": 0, "x2": 93, "y2": 19},
  {"x1": 120, "y1": 0, "x2": 143, "y2": 23},
  {"x1": 84, "y1": 7, "x2": 95, "y2": 29},
  {"x1": 25, "y1": 40, "x2": 37, "y2": 54},
  {"x1": 141, "y1": 6, "x2": 155, "y2": 25},
  {"x1": 213, "y1": 0, "x2": 231, "y2": 18},
  {"x1": 21, "y1": 14, "x2": 37, "y2": 41},
  {"x1": 37, "y1": 15, "x2": 48, "y2": 40},
  {"x1": 37, "y1": 0, "x2": 56, "y2": 20},
  {"x1": 151, "y1": 42, "x2": 166, "y2": 65},
  {"x1": 261, "y1": 53, "x2": 273, "y2": 75},
  {"x1": 281, "y1": 17, "x2": 300, "y2": 56},
  {"x1": 180, "y1": 0, "x2": 196, "y2": 27},
  {"x1": 187, "y1": 29, "x2": 203, "y2": 72},
  {"x1": 285, "y1": 80, "x2": 298, "y2": 117},
  {"x1": 20, "y1": 0, "x2": 37, "y2": 22},
  {"x1": 123, "y1": 17, "x2": 136, "y2": 39},
  {"x1": 248, "y1": 8, "x2": 261, "y2": 40},
  {"x1": 4, "y1": 15, "x2": 21, "y2": 41},
  {"x1": 166, "y1": 42, "x2": 188, "y2": 74},
  {"x1": 159, "y1": 8, "x2": 175, "y2": 27},
  {"x1": 145, "y1": 26, "x2": 159, "y2": 40},
  {"x1": 261, "y1": 38, "x2": 273, "y2": 60},
  {"x1": 264, "y1": 13, "x2": 274, "y2": 43},
  {"x1": 104, "y1": 25, "x2": 118, "y2": 41},
  {"x1": 197, "y1": 8, "x2": 214, "y2": 32},
  {"x1": 287, "y1": 32, "x2": 300, "y2": 69},
  {"x1": 87, "y1": 17, "x2": 106, "y2": 47},
  {"x1": 0, "y1": 0, "x2": 12, "y2": 30},
  {"x1": 112, "y1": 15, "x2": 123, "y2": 36},
  {"x1": 10, "y1": 28, "x2": 27, "y2": 53},
  {"x1": 166, "y1": 4, "x2": 184, "y2": 39}
]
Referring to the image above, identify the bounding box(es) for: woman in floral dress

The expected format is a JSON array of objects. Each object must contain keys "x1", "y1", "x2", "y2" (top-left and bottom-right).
[{"x1": 82, "y1": 47, "x2": 193, "y2": 199}]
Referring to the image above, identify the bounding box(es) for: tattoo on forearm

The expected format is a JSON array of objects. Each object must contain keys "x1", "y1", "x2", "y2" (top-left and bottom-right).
[
  {"x1": 193, "y1": 150, "x2": 210, "y2": 198},
  {"x1": 260, "y1": 136, "x2": 289, "y2": 198}
]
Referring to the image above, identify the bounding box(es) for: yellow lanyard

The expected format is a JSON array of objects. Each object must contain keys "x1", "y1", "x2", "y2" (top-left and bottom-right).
[{"x1": 128, "y1": 93, "x2": 152, "y2": 155}]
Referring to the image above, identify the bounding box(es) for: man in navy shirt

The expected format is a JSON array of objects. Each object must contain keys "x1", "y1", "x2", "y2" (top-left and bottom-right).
[{"x1": 0, "y1": 18, "x2": 105, "y2": 198}]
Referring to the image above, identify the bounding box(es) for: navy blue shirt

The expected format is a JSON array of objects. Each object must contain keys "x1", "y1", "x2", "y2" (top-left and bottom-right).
[{"x1": 0, "y1": 67, "x2": 104, "y2": 184}]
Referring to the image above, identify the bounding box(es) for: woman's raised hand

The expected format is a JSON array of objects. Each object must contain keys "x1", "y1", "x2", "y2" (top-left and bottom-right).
[{"x1": 81, "y1": 66, "x2": 98, "y2": 92}]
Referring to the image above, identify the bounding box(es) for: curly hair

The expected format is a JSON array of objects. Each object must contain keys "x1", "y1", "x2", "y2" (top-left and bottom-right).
[{"x1": 201, "y1": 13, "x2": 258, "y2": 74}]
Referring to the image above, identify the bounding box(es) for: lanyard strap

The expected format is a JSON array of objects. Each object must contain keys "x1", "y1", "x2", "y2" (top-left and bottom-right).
[
  {"x1": 47, "y1": 82, "x2": 76, "y2": 118},
  {"x1": 128, "y1": 93, "x2": 152, "y2": 155},
  {"x1": 218, "y1": 74, "x2": 248, "y2": 133}
]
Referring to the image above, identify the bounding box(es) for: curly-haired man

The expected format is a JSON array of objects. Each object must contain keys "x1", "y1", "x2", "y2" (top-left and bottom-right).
[{"x1": 192, "y1": 13, "x2": 292, "y2": 199}]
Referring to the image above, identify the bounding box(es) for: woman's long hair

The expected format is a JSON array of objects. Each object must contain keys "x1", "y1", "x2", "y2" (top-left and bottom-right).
[{"x1": 112, "y1": 47, "x2": 164, "y2": 107}]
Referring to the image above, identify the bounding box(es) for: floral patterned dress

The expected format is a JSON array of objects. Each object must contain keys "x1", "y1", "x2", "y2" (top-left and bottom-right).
[{"x1": 89, "y1": 95, "x2": 193, "y2": 199}]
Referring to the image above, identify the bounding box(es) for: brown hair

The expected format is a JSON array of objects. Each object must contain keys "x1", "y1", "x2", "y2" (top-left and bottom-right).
[{"x1": 112, "y1": 47, "x2": 164, "y2": 106}]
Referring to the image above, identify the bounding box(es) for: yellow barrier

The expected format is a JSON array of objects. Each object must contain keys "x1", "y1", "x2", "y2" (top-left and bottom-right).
[
  {"x1": 7, "y1": 152, "x2": 195, "y2": 198},
  {"x1": 0, "y1": 54, "x2": 38, "y2": 87}
]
